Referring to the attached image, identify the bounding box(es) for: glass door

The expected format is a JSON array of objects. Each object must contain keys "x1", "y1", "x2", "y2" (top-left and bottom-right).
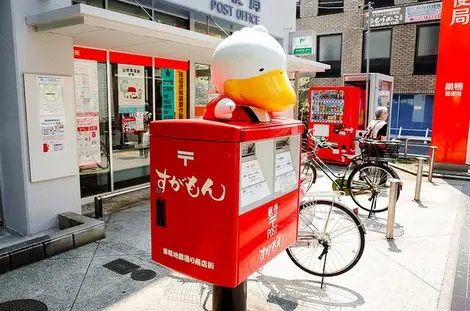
[{"x1": 109, "y1": 54, "x2": 154, "y2": 190}]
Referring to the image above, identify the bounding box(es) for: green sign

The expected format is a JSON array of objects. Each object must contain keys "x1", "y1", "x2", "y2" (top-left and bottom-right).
[{"x1": 292, "y1": 36, "x2": 313, "y2": 56}]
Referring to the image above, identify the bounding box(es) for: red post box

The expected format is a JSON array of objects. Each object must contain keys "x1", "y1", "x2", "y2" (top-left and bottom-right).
[{"x1": 150, "y1": 118, "x2": 303, "y2": 288}]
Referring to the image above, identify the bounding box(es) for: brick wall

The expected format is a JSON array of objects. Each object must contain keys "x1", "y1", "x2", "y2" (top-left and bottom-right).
[{"x1": 297, "y1": 0, "x2": 438, "y2": 95}]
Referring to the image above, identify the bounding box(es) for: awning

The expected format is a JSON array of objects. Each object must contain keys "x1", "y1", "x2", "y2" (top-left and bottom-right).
[{"x1": 26, "y1": 4, "x2": 330, "y2": 73}]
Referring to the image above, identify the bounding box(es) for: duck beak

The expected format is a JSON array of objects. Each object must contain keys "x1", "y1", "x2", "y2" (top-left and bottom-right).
[{"x1": 223, "y1": 69, "x2": 296, "y2": 112}]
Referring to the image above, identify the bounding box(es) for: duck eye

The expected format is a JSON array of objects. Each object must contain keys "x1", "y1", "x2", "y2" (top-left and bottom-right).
[{"x1": 259, "y1": 68, "x2": 265, "y2": 72}]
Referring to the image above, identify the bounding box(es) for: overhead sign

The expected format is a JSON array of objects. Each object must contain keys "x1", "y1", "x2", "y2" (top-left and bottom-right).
[
  {"x1": 209, "y1": 0, "x2": 261, "y2": 25},
  {"x1": 405, "y1": 2, "x2": 442, "y2": 23},
  {"x1": 366, "y1": 7, "x2": 404, "y2": 28},
  {"x1": 292, "y1": 36, "x2": 313, "y2": 56}
]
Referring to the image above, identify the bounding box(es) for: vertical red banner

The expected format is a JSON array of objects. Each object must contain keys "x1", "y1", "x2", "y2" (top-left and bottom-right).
[{"x1": 432, "y1": 0, "x2": 470, "y2": 164}]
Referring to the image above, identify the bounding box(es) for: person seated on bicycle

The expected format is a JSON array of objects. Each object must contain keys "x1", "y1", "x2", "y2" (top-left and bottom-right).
[{"x1": 365, "y1": 106, "x2": 388, "y2": 141}]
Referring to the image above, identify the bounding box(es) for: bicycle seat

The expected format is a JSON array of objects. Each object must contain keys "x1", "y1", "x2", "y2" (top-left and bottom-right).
[{"x1": 342, "y1": 154, "x2": 356, "y2": 160}]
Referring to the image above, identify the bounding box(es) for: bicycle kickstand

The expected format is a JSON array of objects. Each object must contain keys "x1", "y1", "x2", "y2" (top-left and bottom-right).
[{"x1": 319, "y1": 246, "x2": 329, "y2": 289}]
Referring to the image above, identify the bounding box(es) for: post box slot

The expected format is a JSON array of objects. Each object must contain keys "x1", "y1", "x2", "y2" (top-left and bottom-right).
[
  {"x1": 156, "y1": 199, "x2": 167, "y2": 228},
  {"x1": 241, "y1": 143, "x2": 256, "y2": 158},
  {"x1": 276, "y1": 138, "x2": 290, "y2": 150}
]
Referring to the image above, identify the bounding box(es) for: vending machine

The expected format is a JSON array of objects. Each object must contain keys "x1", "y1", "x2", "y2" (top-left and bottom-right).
[
  {"x1": 308, "y1": 86, "x2": 363, "y2": 164},
  {"x1": 343, "y1": 73, "x2": 394, "y2": 135}
]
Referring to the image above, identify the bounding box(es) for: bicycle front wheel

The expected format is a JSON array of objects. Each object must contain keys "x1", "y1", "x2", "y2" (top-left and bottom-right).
[
  {"x1": 347, "y1": 162, "x2": 400, "y2": 213},
  {"x1": 300, "y1": 162, "x2": 316, "y2": 193},
  {"x1": 286, "y1": 199, "x2": 365, "y2": 277}
]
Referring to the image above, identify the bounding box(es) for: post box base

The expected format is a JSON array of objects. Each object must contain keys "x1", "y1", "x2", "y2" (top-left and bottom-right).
[{"x1": 212, "y1": 280, "x2": 247, "y2": 311}]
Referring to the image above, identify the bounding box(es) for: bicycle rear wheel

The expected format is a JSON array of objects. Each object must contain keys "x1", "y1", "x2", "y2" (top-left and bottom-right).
[
  {"x1": 286, "y1": 199, "x2": 365, "y2": 277},
  {"x1": 347, "y1": 162, "x2": 400, "y2": 213}
]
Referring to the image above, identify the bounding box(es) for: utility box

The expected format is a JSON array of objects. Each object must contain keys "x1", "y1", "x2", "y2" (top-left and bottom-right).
[{"x1": 150, "y1": 118, "x2": 303, "y2": 288}]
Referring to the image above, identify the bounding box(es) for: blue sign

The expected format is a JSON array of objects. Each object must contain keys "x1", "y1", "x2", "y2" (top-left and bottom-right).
[
  {"x1": 210, "y1": 0, "x2": 261, "y2": 25},
  {"x1": 162, "y1": 68, "x2": 175, "y2": 119}
]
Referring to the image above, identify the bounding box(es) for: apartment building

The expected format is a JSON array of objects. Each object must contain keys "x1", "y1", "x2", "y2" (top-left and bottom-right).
[{"x1": 296, "y1": 0, "x2": 442, "y2": 138}]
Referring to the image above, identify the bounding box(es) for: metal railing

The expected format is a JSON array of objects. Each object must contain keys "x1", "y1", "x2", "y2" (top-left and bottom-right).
[
  {"x1": 94, "y1": 183, "x2": 150, "y2": 219},
  {"x1": 403, "y1": 137, "x2": 431, "y2": 157}
]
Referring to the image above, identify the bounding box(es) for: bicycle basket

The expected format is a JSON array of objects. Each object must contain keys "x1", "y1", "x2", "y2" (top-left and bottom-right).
[{"x1": 359, "y1": 139, "x2": 401, "y2": 161}]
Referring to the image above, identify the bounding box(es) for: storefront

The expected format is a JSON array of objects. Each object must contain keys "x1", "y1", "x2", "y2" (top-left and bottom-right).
[
  {"x1": 73, "y1": 46, "x2": 189, "y2": 198},
  {"x1": 0, "y1": 0, "x2": 328, "y2": 236}
]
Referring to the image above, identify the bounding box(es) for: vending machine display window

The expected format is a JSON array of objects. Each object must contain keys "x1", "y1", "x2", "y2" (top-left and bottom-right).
[{"x1": 311, "y1": 90, "x2": 345, "y2": 124}]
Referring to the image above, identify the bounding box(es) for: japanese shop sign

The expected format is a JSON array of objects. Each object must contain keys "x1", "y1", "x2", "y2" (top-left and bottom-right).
[
  {"x1": 431, "y1": 0, "x2": 470, "y2": 165},
  {"x1": 366, "y1": 7, "x2": 404, "y2": 28},
  {"x1": 292, "y1": 36, "x2": 313, "y2": 56},
  {"x1": 118, "y1": 64, "x2": 145, "y2": 114},
  {"x1": 209, "y1": 0, "x2": 261, "y2": 25},
  {"x1": 405, "y1": 2, "x2": 442, "y2": 23},
  {"x1": 174, "y1": 70, "x2": 187, "y2": 119},
  {"x1": 162, "y1": 68, "x2": 175, "y2": 120}
]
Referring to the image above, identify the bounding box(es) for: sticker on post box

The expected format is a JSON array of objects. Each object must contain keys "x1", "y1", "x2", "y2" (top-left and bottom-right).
[
  {"x1": 241, "y1": 159, "x2": 266, "y2": 188},
  {"x1": 162, "y1": 248, "x2": 215, "y2": 270},
  {"x1": 240, "y1": 159, "x2": 271, "y2": 208},
  {"x1": 274, "y1": 151, "x2": 297, "y2": 193},
  {"x1": 241, "y1": 182, "x2": 271, "y2": 208}
]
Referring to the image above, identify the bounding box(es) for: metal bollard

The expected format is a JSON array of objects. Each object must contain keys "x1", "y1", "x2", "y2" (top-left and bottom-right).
[
  {"x1": 414, "y1": 158, "x2": 425, "y2": 202},
  {"x1": 94, "y1": 196, "x2": 103, "y2": 219},
  {"x1": 386, "y1": 179, "x2": 401, "y2": 240},
  {"x1": 428, "y1": 146, "x2": 438, "y2": 182}
]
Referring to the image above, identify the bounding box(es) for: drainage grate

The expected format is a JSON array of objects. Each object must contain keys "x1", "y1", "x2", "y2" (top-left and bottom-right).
[
  {"x1": 0, "y1": 299, "x2": 48, "y2": 311},
  {"x1": 131, "y1": 269, "x2": 157, "y2": 281},
  {"x1": 103, "y1": 258, "x2": 140, "y2": 275}
]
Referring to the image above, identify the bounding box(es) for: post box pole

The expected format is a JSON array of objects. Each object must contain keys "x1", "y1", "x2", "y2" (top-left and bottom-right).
[{"x1": 212, "y1": 281, "x2": 247, "y2": 311}]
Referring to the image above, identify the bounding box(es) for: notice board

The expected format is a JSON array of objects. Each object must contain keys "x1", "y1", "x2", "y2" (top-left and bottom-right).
[{"x1": 24, "y1": 73, "x2": 78, "y2": 182}]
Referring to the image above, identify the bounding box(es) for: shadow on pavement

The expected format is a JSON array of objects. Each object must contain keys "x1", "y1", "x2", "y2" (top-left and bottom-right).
[
  {"x1": 359, "y1": 215, "x2": 405, "y2": 237},
  {"x1": 255, "y1": 273, "x2": 365, "y2": 311}
]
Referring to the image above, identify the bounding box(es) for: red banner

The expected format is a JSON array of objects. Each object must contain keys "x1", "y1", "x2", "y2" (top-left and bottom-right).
[{"x1": 432, "y1": 0, "x2": 470, "y2": 164}]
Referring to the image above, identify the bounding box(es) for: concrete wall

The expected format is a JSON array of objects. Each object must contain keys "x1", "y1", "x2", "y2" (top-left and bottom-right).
[
  {"x1": 168, "y1": 0, "x2": 296, "y2": 50},
  {"x1": 0, "y1": 0, "x2": 81, "y2": 236},
  {"x1": 296, "y1": 0, "x2": 438, "y2": 95}
]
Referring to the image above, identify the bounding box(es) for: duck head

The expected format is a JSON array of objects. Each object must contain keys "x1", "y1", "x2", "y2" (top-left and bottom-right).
[{"x1": 211, "y1": 25, "x2": 296, "y2": 113}]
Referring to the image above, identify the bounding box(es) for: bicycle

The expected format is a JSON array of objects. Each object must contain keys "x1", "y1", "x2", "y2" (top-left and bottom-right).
[
  {"x1": 300, "y1": 129, "x2": 402, "y2": 218},
  {"x1": 286, "y1": 180, "x2": 366, "y2": 288},
  {"x1": 79, "y1": 141, "x2": 110, "y2": 172}
]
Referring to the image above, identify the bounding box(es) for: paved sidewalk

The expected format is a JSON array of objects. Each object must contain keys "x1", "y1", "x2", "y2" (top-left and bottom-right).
[{"x1": 0, "y1": 169, "x2": 468, "y2": 311}]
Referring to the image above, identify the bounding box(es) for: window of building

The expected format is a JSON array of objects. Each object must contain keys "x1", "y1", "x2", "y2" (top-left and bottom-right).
[
  {"x1": 194, "y1": 64, "x2": 219, "y2": 118},
  {"x1": 316, "y1": 34, "x2": 342, "y2": 77},
  {"x1": 154, "y1": 11, "x2": 189, "y2": 29},
  {"x1": 362, "y1": 29, "x2": 392, "y2": 75},
  {"x1": 72, "y1": 0, "x2": 105, "y2": 8},
  {"x1": 390, "y1": 94, "x2": 434, "y2": 138},
  {"x1": 194, "y1": 22, "x2": 232, "y2": 39},
  {"x1": 318, "y1": 0, "x2": 343, "y2": 15},
  {"x1": 296, "y1": 0, "x2": 301, "y2": 19},
  {"x1": 364, "y1": 0, "x2": 394, "y2": 9},
  {"x1": 108, "y1": 0, "x2": 152, "y2": 20},
  {"x1": 414, "y1": 24, "x2": 440, "y2": 75}
]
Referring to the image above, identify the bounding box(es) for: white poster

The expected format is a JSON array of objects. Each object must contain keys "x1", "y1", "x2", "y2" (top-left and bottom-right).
[
  {"x1": 40, "y1": 116, "x2": 66, "y2": 153},
  {"x1": 74, "y1": 60, "x2": 99, "y2": 113},
  {"x1": 76, "y1": 113, "x2": 101, "y2": 167},
  {"x1": 37, "y1": 76, "x2": 65, "y2": 116},
  {"x1": 118, "y1": 64, "x2": 145, "y2": 114}
]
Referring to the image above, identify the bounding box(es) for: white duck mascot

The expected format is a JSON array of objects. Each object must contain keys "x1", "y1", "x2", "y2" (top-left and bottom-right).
[{"x1": 202, "y1": 25, "x2": 296, "y2": 122}]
